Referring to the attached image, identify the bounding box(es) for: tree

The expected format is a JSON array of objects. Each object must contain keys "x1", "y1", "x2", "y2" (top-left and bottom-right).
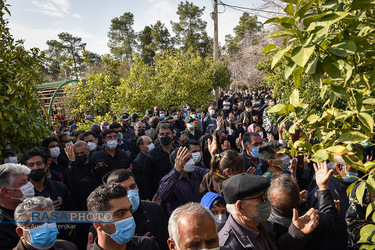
[
  {"x1": 150, "y1": 20, "x2": 174, "y2": 53},
  {"x1": 263, "y1": 0, "x2": 375, "y2": 246},
  {"x1": 0, "y1": 0, "x2": 51, "y2": 157},
  {"x1": 171, "y1": 1, "x2": 211, "y2": 55},
  {"x1": 112, "y1": 48, "x2": 231, "y2": 114},
  {"x1": 137, "y1": 26, "x2": 155, "y2": 65},
  {"x1": 108, "y1": 12, "x2": 137, "y2": 61},
  {"x1": 44, "y1": 32, "x2": 86, "y2": 80},
  {"x1": 224, "y1": 13, "x2": 263, "y2": 55}
]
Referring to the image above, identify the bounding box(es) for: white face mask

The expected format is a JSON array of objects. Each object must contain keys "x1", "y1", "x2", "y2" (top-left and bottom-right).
[
  {"x1": 246, "y1": 107, "x2": 252, "y2": 112},
  {"x1": 187, "y1": 122, "x2": 195, "y2": 129},
  {"x1": 209, "y1": 110, "x2": 215, "y2": 116},
  {"x1": 87, "y1": 142, "x2": 97, "y2": 151},
  {"x1": 214, "y1": 214, "x2": 227, "y2": 229},
  {"x1": 276, "y1": 155, "x2": 291, "y2": 171},
  {"x1": 191, "y1": 114, "x2": 197, "y2": 119},
  {"x1": 191, "y1": 152, "x2": 201, "y2": 163},
  {"x1": 106, "y1": 140, "x2": 118, "y2": 150},
  {"x1": 147, "y1": 143, "x2": 155, "y2": 151},
  {"x1": 4, "y1": 156, "x2": 18, "y2": 164},
  {"x1": 49, "y1": 147, "x2": 60, "y2": 158},
  {"x1": 10, "y1": 181, "x2": 35, "y2": 201},
  {"x1": 65, "y1": 141, "x2": 73, "y2": 148},
  {"x1": 183, "y1": 159, "x2": 196, "y2": 173},
  {"x1": 173, "y1": 115, "x2": 178, "y2": 120}
]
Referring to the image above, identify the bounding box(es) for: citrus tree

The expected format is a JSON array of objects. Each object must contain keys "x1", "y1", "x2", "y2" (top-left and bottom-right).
[
  {"x1": 0, "y1": 0, "x2": 51, "y2": 157},
  {"x1": 263, "y1": 0, "x2": 375, "y2": 247}
]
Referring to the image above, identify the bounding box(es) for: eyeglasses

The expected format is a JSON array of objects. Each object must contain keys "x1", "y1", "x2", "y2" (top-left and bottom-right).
[{"x1": 243, "y1": 192, "x2": 268, "y2": 204}]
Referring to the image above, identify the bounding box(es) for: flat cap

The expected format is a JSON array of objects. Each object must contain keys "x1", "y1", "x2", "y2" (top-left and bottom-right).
[{"x1": 222, "y1": 173, "x2": 270, "y2": 204}]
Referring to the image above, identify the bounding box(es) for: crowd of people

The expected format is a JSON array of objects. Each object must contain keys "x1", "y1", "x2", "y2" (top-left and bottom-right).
[{"x1": 0, "y1": 88, "x2": 373, "y2": 250}]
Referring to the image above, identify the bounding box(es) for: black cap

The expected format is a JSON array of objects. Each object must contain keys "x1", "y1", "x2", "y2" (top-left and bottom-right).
[
  {"x1": 120, "y1": 115, "x2": 129, "y2": 121},
  {"x1": 3, "y1": 144, "x2": 18, "y2": 155},
  {"x1": 222, "y1": 174, "x2": 270, "y2": 204}
]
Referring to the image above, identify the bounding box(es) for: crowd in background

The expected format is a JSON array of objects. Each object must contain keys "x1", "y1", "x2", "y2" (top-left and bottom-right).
[{"x1": 0, "y1": 88, "x2": 373, "y2": 250}]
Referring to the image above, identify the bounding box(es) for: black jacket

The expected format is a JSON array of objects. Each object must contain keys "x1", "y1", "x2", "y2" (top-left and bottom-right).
[
  {"x1": 132, "y1": 153, "x2": 147, "y2": 199},
  {"x1": 92, "y1": 236, "x2": 159, "y2": 250},
  {"x1": 0, "y1": 206, "x2": 18, "y2": 250},
  {"x1": 133, "y1": 201, "x2": 169, "y2": 250},
  {"x1": 143, "y1": 144, "x2": 175, "y2": 200},
  {"x1": 92, "y1": 149, "x2": 130, "y2": 171},
  {"x1": 268, "y1": 189, "x2": 339, "y2": 250}
]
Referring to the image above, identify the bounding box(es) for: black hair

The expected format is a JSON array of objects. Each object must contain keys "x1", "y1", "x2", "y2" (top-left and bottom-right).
[
  {"x1": 106, "y1": 169, "x2": 135, "y2": 184},
  {"x1": 42, "y1": 136, "x2": 59, "y2": 148},
  {"x1": 74, "y1": 129, "x2": 86, "y2": 139},
  {"x1": 22, "y1": 147, "x2": 50, "y2": 165},
  {"x1": 57, "y1": 125, "x2": 68, "y2": 133},
  {"x1": 242, "y1": 132, "x2": 261, "y2": 145},
  {"x1": 209, "y1": 150, "x2": 244, "y2": 176},
  {"x1": 109, "y1": 122, "x2": 122, "y2": 130},
  {"x1": 83, "y1": 130, "x2": 98, "y2": 139},
  {"x1": 87, "y1": 183, "x2": 128, "y2": 212},
  {"x1": 156, "y1": 121, "x2": 174, "y2": 134},
  {"x1": 102, "y1": 129, "x2": 117, "y2": 139},
  {"x1": 182, "y1": 139, "x2": 200, "y2": 151},
  {"x1": 212, "y1": 197, "x2": 226, "y2": 208},
  {"x1": 259, "y1": 141, "x2": 282, "y2": 169},
  {"x1": 244, "y1": 99, "x2": 252, "y2": 106},
  {"x1": 58, "y1": 133, "x2": 69, "y2": 142}
]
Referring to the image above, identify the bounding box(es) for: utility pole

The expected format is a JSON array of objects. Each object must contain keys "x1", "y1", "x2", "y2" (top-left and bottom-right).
[{"x1": 211, "y1": 0, "x2": 220, "y2": 101}]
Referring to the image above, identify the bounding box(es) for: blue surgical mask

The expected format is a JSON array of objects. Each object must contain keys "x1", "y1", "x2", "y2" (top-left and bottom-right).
[
  {"x1": 343, "y1": 172, "x2": 358, "y2": 183},
  {"x1": 251, "y1": 146, "x2": 260, "y2": 158},
  {"x1": 104, "y1": 217, "x2": 136, "y2": 244},
  {"x1": 127, "y1": 190, "x2": 140, "y2": 212},
  {"x1": 23, "y1": 223, "x2": 59, "y2": 249},
  {"x1": 160, "y1": 113, "x2": 165, "y2": 119}
]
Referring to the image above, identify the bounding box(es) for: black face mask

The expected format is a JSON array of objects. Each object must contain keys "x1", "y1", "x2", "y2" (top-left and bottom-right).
[
  {"x1": 160, "y1": 135, "x2": 172, "y2": 145},
  {"x1": 137, "y1": 129, "x2": 145, "y2": 137},
  {"x1": 76, "y1": 154, "x2": 88, "y2": 166},
  {"x1": 233, "y1": 107, "x2": 238, "y2": 111},
  {"x1": 236, "y1": 126, "x2": 244, "y2": 132},
  {"x1": 94, "y1": 166, "x2": 109, "y2": 182},
  {"x1": 29, "y1": 169, "x2": 45, "y2": 182}
]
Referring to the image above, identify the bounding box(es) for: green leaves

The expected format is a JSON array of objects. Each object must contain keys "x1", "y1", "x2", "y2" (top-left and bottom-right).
[
  {"x1": 291, "y1": 45, "x2": 315, "y2": 67},
  {"x1": 339, "y1": 131, "x2": 369, "y2": 144},
  {"x1": 328, "y1": 40, "x2": 357, "y2": 57},
  {"x1": 271, "y1": 45, "x2": 292, "y2": 69}
]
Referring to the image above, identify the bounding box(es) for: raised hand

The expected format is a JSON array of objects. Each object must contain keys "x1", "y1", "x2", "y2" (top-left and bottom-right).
[
  {"x1": 289, "y1": 158, "x2": 297, "y2": 180},
  {"x1": 222, "y1": 140, "x2": 231, "y2": 151},
  {"x1": 216, "y1": 116, "x2": 223, "y2": 130},
  {"x1": 299, "y1": 190, "x2": 308, "y2": 204},
  {"x1": 208, "y1": 136, "x2": 218, "y2": 156},
  {"x1": 236, "y1": 133, "x2": 242, "y2": 149},
  {"x1": 174, "y1": 147, "x2": 190, "y2": 173},
  {"x1": 64, "y1": 143, "x2": 75, "y2": 162},
  {"x1": 292, "y1": 208, "x2": 319, "y2": 235},
  {"x1": 246, "y1": 166, "x2": 256, "y2": 175},
  {"x1": 243, "y1": 114, "x2": 249, "y2": 124},
  {"x1": 86, "y1": 232, "x2": 94, "y2": 250},
  {"x1": 313, "y1": 161, "x2": 333, "y2": 190}
]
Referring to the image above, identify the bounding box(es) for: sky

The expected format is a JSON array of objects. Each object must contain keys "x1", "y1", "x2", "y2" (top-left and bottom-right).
[{"x1": 6, "y1": 0, "x2": 269, "y2": 55}]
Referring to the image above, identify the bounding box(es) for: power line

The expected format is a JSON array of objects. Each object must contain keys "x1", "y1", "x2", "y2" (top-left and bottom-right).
[{"x1": 218, "y1": 0, "x2": 284, "y2": 15}]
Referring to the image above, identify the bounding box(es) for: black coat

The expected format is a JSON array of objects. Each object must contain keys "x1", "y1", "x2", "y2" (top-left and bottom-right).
[
  {"x1": 132, "y1": 153, "x2": 147, "y2": 199},
  {"x1": 0, "y1": 206, "x2": 18, "y2": 250}
]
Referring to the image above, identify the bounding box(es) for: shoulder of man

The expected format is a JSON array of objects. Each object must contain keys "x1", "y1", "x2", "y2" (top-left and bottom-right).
[
  {"x1": 53, "y1": 239, "x2": 78, "y2": 250},
  {"x1": 129, "y1": 236, "x2": 159, "y2": 250}
]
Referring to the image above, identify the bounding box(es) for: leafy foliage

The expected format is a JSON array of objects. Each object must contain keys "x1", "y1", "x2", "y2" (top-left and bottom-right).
[
  {"x1": 112, "y1": 49, "x2": 231, "y2": 114},
  {"x1": 0, "y1": 0, "x2": 51, "y2": 156},
  {"x1": 263, "y1": 0, "x2": 375, "y2": 246}
]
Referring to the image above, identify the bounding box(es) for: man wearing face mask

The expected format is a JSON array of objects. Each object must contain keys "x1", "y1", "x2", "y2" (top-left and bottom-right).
[
  {"x1": 14, "y1": 196, "x2": 77, "y2": 250},
  {"x1": 240, "y1": 99, "x2": 263, "y2": 128},
  {"x1": 93, "y1": 129, "x2": 131, "y2": 171},
  {"x1": 144, "y1": 121, "x2": 176, "y2": 200},
  {"x1": 87, "y1": 183, "x2": 159, "y2": 250},
  {"x1": 120, "y1": 114, "x2": 136, "y2": 140},
  {"x1": 83, "y1": 131, "x2": 101, "y2": 155},
  {"x1": 0, "y1": 163, "x2": 34, "y2": 249},
  {"x1": 109, "y1": 123, "x2": 135, "y2": 160},
  {"x1": 42, "y1": 136, "x2": 66, "y2": 183},
  {"x1": 241, "y1": 132, "x2": 265, "y2": 174},
  {"x1": 2, "y1": 144, "x2": 20, "y2": 164},
  {"x1": 203, "y1": 105, "x2": 217, "y2": 133},
  {"x1": 132, "y1": 135, "x2": 154, "y2": 199},
  {"x1": 181, "y1": 117, "x2": 203, "y2": 141},
  {"x1": 155, "y1": 145, "x2": 209, "y2": 215},
  {"x1": 258, "y1": 141, "x2": 295, "y2": 181},
  {"x1": 220, "y1": 174, "x2": 318, "y2": 249},
  {"x1": 129, "y1": 122, "x2": 146, "y2": 156},
  {"x1": 106, "y1": 169, "x2": 169, "y2": 250}
]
